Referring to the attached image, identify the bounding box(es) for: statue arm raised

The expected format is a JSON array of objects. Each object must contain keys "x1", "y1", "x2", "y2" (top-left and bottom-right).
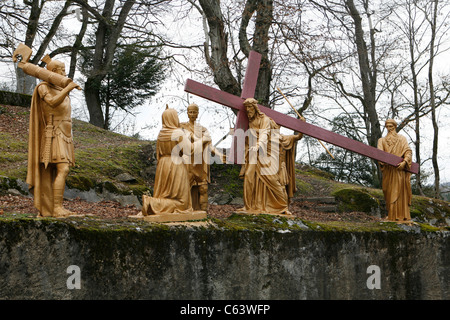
[{"x1": 39, "y1": 82, "x2": 80, "y2": 108}]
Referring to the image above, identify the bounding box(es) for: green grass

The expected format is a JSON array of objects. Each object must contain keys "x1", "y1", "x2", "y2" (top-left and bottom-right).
[{"x1": 1, "y1": 105, "x2": 450, "y2": 232}]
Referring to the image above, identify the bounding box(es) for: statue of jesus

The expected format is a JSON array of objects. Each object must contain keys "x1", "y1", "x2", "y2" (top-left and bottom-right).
[{"x1": 237, "y1": 98, "x2": 300, "y2": 215}]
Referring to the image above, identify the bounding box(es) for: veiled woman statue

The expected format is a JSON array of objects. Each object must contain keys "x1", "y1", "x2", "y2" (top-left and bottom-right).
[{"x1": 140, "y1": 107, "x2": 196, "y2": 215}]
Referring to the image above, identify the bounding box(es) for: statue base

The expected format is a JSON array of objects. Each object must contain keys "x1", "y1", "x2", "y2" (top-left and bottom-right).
[
  {"x1": 233, "y1": 211, "x2": 296, "y2": 219},
  {"x1": 383, "y1": 218, "x2": 417, "y2": 226},
  {"x1": 38, "y1": 213, "x2": 93, "y2": 219},
  {"x1": 393, "y1": 220, "x2": 417, "y2": 226},
  {"x1": 129, "y1": 211, "x2": 207, "y2": 223}
]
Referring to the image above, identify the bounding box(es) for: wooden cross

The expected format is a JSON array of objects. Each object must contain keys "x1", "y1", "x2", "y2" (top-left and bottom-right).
[{"x1": 184, "y1": 51, "x2": 419, "y2": 174}]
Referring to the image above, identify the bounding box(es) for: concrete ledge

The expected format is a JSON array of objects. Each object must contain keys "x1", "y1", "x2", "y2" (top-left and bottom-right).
[
  {"x1": 0, "y1": 216, "x2": 449, "y2": 300},
  {"x1": 129, "y1": 211, "x2": 207, "y2": 222}
]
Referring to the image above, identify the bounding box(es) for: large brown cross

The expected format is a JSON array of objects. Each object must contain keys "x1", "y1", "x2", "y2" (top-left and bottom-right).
[{"x1": 184, "y1": 51, "x2": 419, "y2": 174}]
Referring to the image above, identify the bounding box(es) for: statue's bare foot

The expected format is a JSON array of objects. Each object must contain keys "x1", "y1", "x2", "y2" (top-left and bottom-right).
[
  {"x1": 129, "y1": 211, "x2": 145, "y2": 218},
  {"x1": 53, "y1": 207, "x2": 75, "y2": 218}
]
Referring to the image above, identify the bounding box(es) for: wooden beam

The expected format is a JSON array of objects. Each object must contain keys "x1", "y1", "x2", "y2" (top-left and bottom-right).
[{"x1": 184, "y1": 78, "x2": 419, "y2": 174}]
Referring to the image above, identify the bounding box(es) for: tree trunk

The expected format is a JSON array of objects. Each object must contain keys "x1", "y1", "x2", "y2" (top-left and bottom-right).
[
  {"x1": 198, "y1": 0, "x2": 273, "y2": 106},
  {"x1": 69, "y1": 7, "x2": 89, "y2": 80},
  {"x1": 15, "y1": 0, "x2": 72, "y2": 94},
  {"x1": 239, "y1": 0, "x2": 273, "y2": 106},
  {"x1": 83, "y1": 0, "x2": 136, "y2": 128},
  {"x1": 85, "y1": 77, "x2": 105, "y2": 128},
  {"x1": 16, "y1": 0, "x2": 41, "y2": 94},
  {"x1": 345, "y1": 0, "x2": 381, "y2": 148},
  {"x1": 198, "y1": 0, "x2": 241, "y2": 97},
  {"x1": 409, "y1": 26, "x2": 424, "y2": 195},
  {"x1": 31, "y1": 0, "x2": 72, "y2": 66},
  {"x1": 344, "y1": 0, "x2": 382, "y2": 186},
  {"x1": 429, "y1": 0, "x2": 440, "y2": 199}
]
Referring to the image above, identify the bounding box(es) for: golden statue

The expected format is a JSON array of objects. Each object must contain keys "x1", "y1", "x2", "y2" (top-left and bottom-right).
[
  {"x1": 180, "y1": 103, "x2": 213, "y2": 211},
  {"x1": 131, "y1": 107, "x2": 207, "y2": 222},
  {"x1": 377, "y1": 119, "x2": 413, "y2": 223},
  {"x1": 13, "y1": 44, "x2": 80, "y2": 217},
  {"x1": 236, "y1": 98, "x2": 301, "y2": 216}
]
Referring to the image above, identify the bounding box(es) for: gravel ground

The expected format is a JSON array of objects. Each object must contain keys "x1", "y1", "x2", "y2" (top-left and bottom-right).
[
  {"x1": 0, "y1": 193, "x2": 382, "y2": 223},
  {"x1": 1, "y1": 104, "x2": 381, "y2": 223}
]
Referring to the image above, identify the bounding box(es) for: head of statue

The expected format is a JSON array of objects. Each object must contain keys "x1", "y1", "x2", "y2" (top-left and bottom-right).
[
  {"x1": 243, "y1": 98, "x2": 260, "y2": 121},
  {"x1": 162, "y1": 107, "x2": 180, "y2": 129},
  {"x1": 187, "y1": 103, "x2": 199, "y2": 123},
  {"x1": 42, "y1": 55, "x2": 66, "y2": 76},
  {"x1": 385, "y1": 119, "x2": 397, "y2": 134}
]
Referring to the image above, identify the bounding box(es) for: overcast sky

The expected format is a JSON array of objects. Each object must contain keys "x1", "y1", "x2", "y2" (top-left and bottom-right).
[{"x1": 2, "y1": 2, "x2": 449, "y2": 184}]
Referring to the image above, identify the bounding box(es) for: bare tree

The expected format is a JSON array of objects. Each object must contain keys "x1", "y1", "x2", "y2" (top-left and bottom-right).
[
  {"x1": 303, "y1": 0, "x2": 390, "y2": 185},
  {"x1": 427, "y1": 0, "x2": 442, "y2": 198},
  {"x1": 387, "y1": 0, "x2": 450, "y2": 197},
  {"x1": 71, "y1": 0, "x2": 169, "y2": 128},
  {"x1": 0, "y1": 0, "x2": 76, "y2": 94},
  {"x1": 191, "y1": 0, "x2": 273, "y2": 106},
  {"x1": 70, "y1": 0, "x2": 136, "y2": 128},
  {"x1": 387, "y1": 0, "x2": 429, "y2": 194},
  {"x1": 311, "y1": 0, "x2": 383, "y2": 148}
]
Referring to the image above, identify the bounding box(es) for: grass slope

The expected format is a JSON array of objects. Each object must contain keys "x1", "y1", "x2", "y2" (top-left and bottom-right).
[
  {"x1": 0, "y1": 104, "x2": 154, "y2": 198},
  {"x1": 1, "y1": 103, "x2": 450, "y2": 231}
]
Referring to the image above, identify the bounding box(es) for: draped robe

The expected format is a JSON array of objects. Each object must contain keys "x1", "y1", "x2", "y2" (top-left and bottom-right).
[
  {"x1": 237, "y1": 112, "x2": 299, "y2": 215},
  {"x1": 26, "y1": 82, "x2": 74, "y2": 216},
  {"x1": 180, "y1": 121, "x2": 211, "y2": 210},
  {"x1": 142, "y1": 109, "x2": 198, "y2": 215},
  {"x1": 377, "y1": 133, "x2": 412, "y2": 221}
]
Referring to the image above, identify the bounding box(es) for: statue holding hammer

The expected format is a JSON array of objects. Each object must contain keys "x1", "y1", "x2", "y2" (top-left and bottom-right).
[{"x1": 13, "y1": 44, "x2": 81, "y2": 217}]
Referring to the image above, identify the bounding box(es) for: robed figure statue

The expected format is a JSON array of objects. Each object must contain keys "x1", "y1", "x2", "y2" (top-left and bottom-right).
[
  {"x1": 377, "y1": 119, "x2": 413, "y2": 222},
  {"x1": 237, "y1": 98, "x2": 301, "y2": 215}
]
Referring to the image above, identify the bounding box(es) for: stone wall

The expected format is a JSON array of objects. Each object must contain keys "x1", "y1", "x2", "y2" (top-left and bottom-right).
[
  {"x1": 0, "y1": 218, "x2": 449, "y2": 300},
  {"x1": 0, "y1": 90, "x2": 32, "y2": 108}
]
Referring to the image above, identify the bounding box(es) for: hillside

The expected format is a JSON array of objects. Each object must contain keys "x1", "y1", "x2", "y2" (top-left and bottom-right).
[{"x1": 1, "y1": 103, "x2": 450, "y2": 230}]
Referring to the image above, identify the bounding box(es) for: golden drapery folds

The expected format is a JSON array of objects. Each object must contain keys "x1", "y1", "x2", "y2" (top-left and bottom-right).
[
  {"x1": 180, "y1": 120, "x2": 212, "y2": 211},
  {"x1": 377, "y1": 119, "x2": 413, "y2": 221},
  {"x1": 26, "y1": 82, "x2": 75, "y2": 216},
  {"x1": 141, "y1": 108, "x2": 197, "y2": 215},
  {"x1": 237, "y1": 99, "x2": 300, "y2": 215},
  {"x1": 15, "y1": 43, "x2": 80, "y2": 217}
]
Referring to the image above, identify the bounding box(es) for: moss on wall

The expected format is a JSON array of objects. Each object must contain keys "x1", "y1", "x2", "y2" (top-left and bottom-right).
[
  {"x1": 410, "y1": 196, "x2": 450, "y2": 225},
  {"x1": 0, "y1": 91, "x2": 32, "y2": 108},
  {"x1": 209, "y1": 163, "x2": 244, "y2": 199},
  {"x1": 333, "y1": 188, "x2": 381, "y2": 214},
  {"x1": 0, "y1": 214, "x2": 449, "y2": 300},
  {"x1": 0, "y1": 176, "x2": 28, "y2": 195}
]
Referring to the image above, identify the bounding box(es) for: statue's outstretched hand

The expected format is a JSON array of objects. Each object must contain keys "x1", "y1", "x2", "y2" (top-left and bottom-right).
[{"x1": 397, "y1": 160, "x2": 406, "y2": 171}]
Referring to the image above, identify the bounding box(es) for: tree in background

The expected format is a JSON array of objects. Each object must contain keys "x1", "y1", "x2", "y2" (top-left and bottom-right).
[
  {"x1": 72, "y1": 0, "x2": 139, "y2": 128},
  {"x1": 313, "y1": 114, "x2": 375, "y2": 186},
  {"x1": 386, "y1": 0, "x2": 450, "y2": 198},
  {"x1": 66, "y1": 0, "x2": 169, "y2": 129},
  {"x1": 79, "y1": 43, "x2": 166, "y2": 130},
  {"x1": 190, "y1": 0, "x2": 273, "y2": 106},
  {"x1": 0, "y1": 0, "x2": 76, "y2": 94},
  {"x1": 303, "y1": 0, "x2": 450, "y2": 195}
]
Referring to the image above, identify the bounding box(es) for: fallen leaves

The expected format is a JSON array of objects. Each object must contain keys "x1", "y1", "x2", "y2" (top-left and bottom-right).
[
  {"x1": 0, "y1": 105, "x2": 30, "y2": 140},
  {"x1": 0, "y1": 192, "x2": 381, "y2": 223},
  {"x1": 0, "y1": 104, "x2": 381, "y2": 224}
]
